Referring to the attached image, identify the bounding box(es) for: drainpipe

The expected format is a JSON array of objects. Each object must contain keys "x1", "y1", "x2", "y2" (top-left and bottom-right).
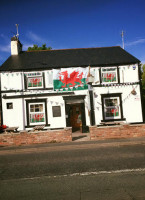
[{"x1": 21, "y1": 71, "x2": 26, "y2": 130}]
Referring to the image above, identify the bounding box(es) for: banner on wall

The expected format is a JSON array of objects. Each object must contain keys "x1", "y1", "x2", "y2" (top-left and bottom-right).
[{"x1": 53, "y1": 67, "x2": 89, "y2": 91}]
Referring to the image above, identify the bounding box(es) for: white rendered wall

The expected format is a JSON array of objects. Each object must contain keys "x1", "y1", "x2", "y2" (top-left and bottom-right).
[
  {"x1": 93, "y1": 84, "x2": 143, "y2": 124},
  {"x1": 2, "y1": 98, "x2": 24, "y2": 130},
  {"x1": 1, "y1": 72, "x2": 24, "y2": 91},
  {"x1": 91, "y1": 64, "x2": 139, "y2": 85},
  {"x1": 47, "y1": 96, "x2": 66, "y2": 128},
  {"x1": 119, "y1": 64, "x2": 139, "y2": 83}
]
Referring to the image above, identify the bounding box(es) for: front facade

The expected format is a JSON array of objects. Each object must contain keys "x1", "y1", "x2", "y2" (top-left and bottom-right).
[{"x1": 0, "y1": 37, "x2": 143, "y2": 132}]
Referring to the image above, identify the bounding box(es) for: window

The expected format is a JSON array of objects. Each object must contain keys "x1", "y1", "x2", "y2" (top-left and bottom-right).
[
  {"x1": 101, "y1": 94, "x2": 124, "y2": 121},
  {"x1": 101, "y1": 67, "x2": 117, "y2": 83},
  {"x1": 7, "y1": 103, "x2": 13, "y2": 109},
  {"x1": 29, "y1": 103, "x2": 45, "y2": 124},
  {"x1": 25, "y1": 72, "x2": 44, "y2": 89},
  {"x1": 52, "y1": 106, "x2": 61, "y2": 117},
  {"x1": 104, "y1": 97, "x2": 120, "y2": 119}
]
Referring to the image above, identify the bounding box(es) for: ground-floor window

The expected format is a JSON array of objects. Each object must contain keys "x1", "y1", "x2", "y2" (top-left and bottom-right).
[
  {"x1": 26, "y1": 99, "x2": 48, "y2": 127},
  {"x1": 104, "y1": 97, "x2": 120, "y2": 119},
  {"x1": 101, "y1": 93, "x2": 124, "y2": 121},
  {"x1": 29, "y1": 103, "x2": 45, "y2": 124}
]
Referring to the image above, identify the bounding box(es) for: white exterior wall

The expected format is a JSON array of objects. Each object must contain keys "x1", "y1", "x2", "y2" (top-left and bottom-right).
[
  {"x1": 2, "y1": 98, "x2": 24, "y2": 130},
  {"x1": 47, "y1": 96, "x2": 66, "y2": 128},
  {"x1": 1, "y1": 72, "x2": 24, "y2": 90},
  {"x1": 93, "y1": 84, "x2": 143, "y2": 124},
  {"x1": 0, "y1": 63, "x2": 143, "y2": 130},
  {"x1": 91, "y1": 64, "x2": 139, "y2": 85}
]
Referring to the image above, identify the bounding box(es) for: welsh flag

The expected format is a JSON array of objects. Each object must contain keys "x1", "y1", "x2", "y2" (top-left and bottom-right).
[{"x1": 53, "y1": 67, "x2": 89, "y2": 91}]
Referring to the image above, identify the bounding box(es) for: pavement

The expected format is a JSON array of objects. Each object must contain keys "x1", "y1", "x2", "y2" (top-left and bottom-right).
[{"x1": 1, "y1": 135, "x2": 145, "y2": 153}]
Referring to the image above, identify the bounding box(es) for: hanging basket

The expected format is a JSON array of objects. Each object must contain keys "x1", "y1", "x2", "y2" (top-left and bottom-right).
[{"x1": 131, "y1": 89, "x2": 136, "y2": 95}]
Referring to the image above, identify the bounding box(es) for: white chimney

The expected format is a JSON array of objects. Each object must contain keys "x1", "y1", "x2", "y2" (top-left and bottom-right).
[{"x1": 11, "y1": 36, "x2": 22, "y2": 55}]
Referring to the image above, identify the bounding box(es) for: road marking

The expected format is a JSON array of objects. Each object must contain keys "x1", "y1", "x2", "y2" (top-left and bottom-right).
[{"x1": 2, "y1": 168, "x2": 145, "y2": 182}]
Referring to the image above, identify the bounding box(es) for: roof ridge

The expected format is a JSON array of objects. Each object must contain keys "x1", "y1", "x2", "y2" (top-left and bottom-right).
[{"x1": 26, "y1": 46, "x2": 121, "y2": 52}]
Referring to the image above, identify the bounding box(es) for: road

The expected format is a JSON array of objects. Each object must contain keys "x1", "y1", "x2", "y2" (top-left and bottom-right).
[{"x1": 0, "y1": 138, "x2": 145, "y2": 199}]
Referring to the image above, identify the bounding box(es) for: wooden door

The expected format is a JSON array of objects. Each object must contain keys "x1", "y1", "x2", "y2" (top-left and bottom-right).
[{"x1": 70, "y1": 104, "x2": 82, "y2": 132}]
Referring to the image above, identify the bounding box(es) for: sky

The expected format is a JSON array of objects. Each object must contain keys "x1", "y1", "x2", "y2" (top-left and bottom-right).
[{"x1": 0, "y1": 0, "x2": 145, "y2": 66}]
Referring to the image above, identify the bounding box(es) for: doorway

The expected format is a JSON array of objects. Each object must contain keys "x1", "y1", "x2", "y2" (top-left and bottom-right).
[
  {"x1": 69, "y1": 104, "x2": 82, "y2": 132},
  {"x1": 65, "y1": 102, "x2": 87, "y2": 133}
]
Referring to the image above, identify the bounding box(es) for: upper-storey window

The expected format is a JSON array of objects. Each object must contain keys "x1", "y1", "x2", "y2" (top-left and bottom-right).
[
  {"x1": 25, "y1": 72, "x2": 44, "y2": 89},
  {"x1": 101, "y1": 67, "x2": 117, "y2": 83}
]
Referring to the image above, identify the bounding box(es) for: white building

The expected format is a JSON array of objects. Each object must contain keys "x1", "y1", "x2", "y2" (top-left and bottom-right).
[{"x1": 0, "y1": 37, "x2": 143, "y2": 132}]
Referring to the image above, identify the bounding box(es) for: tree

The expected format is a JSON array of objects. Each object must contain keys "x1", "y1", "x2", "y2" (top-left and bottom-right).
[
  {"x1": 142, "y1": 64, "x2": 145, "y2": 89},
  {"x1": 27, "y1": 44, "x2": 52, "y2": 51}
]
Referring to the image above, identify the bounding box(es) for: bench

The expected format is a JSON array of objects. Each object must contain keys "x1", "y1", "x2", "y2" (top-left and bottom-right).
[
  {"x1": 33, "y1": 125, "x2": 45, "y2": 131},
  {"x1": 5, "y1": 126, "x2": 19, "y2": 133},
  {"x1": 100, "y1": 121, "x2": 125, "y2": 126}
]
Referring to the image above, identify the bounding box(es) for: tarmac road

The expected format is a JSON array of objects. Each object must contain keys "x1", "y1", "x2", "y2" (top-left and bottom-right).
[{"x1": 0, "y1": 137, "x2": 145, "y2": 199}]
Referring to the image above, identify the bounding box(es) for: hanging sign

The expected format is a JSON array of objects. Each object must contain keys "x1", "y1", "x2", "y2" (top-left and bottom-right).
[{"x1": 53, "y1": 67, "x2": 89, "y2": 91}]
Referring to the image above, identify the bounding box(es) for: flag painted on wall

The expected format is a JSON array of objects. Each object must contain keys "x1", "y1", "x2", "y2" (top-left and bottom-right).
[{"x1": 53, "y1": 67, "x2": 89, "y2": 91}]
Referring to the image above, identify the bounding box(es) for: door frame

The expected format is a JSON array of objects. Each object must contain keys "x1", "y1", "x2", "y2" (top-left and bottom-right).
[{"x1": 63, "y1": 95, "x2": 88, "y2": 133}]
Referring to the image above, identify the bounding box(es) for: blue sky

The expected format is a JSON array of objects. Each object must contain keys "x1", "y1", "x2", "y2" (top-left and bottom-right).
[{"x1": 0, "y1": 0, "x2": 145, "y2": 65}]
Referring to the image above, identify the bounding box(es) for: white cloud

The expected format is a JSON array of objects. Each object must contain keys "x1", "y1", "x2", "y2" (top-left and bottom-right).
[
  {"x1": 26, "y1": 31, "x2": 45, "y2": 43},
  {"x1": 125, "y1": 38, "x2": 145, "y2": 47},
  {"x1": 0, "y1": 43, "x2": 11, "y2": 53}
]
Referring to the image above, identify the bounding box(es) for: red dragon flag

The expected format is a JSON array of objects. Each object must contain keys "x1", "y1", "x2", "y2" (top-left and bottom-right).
[{"x1": 53, "y1": 67, "x2": 89, "y2": 91}]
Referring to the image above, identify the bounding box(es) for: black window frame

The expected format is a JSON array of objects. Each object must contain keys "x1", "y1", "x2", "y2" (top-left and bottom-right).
[
  {"x1": 25, "y1": 99, "x2": 50, "y2": 128},
  {"x1": 100, "y1": 66, "x2": 120, "y2": 84},
  {"x1": 7, "y1": 102, "x2": 13, "y2": 109},
  {"x1": 101, "y1": 93, "x2": 125, "y2": 122},
  {"x1": 24, "y1": 72, "x2": 45, "y2": 90}
]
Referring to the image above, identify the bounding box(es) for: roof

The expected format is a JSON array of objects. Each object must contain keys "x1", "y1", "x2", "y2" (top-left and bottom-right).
[{"x1": 0, "y1": 46, "x2": 140, "y2": 71}]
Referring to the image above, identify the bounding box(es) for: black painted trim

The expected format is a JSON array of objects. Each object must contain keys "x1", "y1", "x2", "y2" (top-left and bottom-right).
[
  {"x1": 63, "y1": 95, "x2": 86, "y2": 100},
  {"x1": 24, "y1": 74, "x2": 27, "y2": 90},
  {"x1": 0, "y1": 88, "x2": 54, "y2": 93},
  {"x1": 117, "y1": 66, "x2": 120, "y2": 84},
  {"x1": 101, "y1": 93, "x2": 124, "y2": 122},
  {"x1": 3, "y1": 92, "x2": 75, "y2": 99},
  {"x1": 92, "y1": 82, "x2": 140, "y2": 87},
  {"x1": 89, "y1": 91, "x2": 95, "y2": 125},
  {"x1": 24, "y1": 73, "x2": 45, "y2": 90},
  {"x1": 26, "y1": 99, "x2": 49, "y2": 127},
  {"x1": 42, "y1": 72, "x2": 45, "y2": 88},
  {"x1": 81, "y1": 102, "x2": 87, "y2": 133},
  {"x1": 99, "y1": 68, "x2": 102, "y2": 84}
]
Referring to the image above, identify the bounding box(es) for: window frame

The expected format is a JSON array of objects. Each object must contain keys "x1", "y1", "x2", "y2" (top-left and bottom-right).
[
  {"x1": 29, "y1": 102, "x2": 46, "y2": 125},
  {"x1": 24, "y1": 72, "x2": 45, "y2": 90},
  {"x1": 103, "y1": 97, "x2": 121, "y2": 120},
  {"x1": 26, "y1": 99, "x2": 49, "y2": 127},
  {"x1": 7, "y1": 102, "x2": 13, "y2": 109},
  {"x1": 101, "y1": 67, "x2": 118, "y2": 84},
  {"x1": 101, "y1": 93, "x2": 124, "y2": 122}
]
